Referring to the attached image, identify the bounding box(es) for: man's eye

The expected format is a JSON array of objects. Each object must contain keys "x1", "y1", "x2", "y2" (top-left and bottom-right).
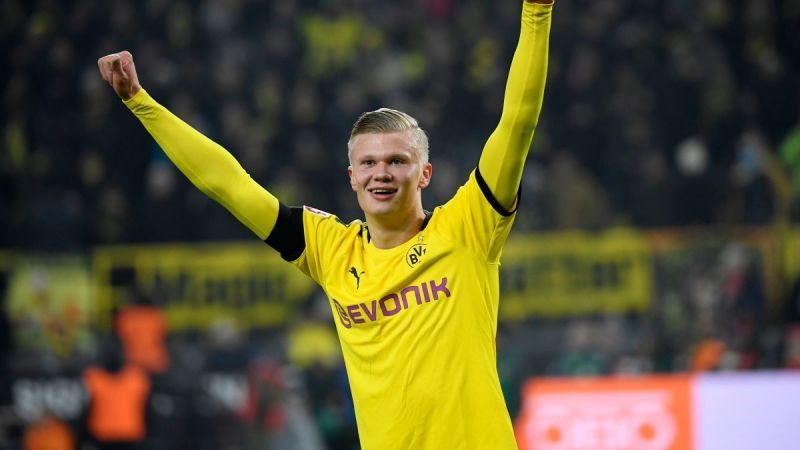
[
  {"x1": 391, "y1": 159, "x2": 404, "y2": 164},
  {"x1": 362, "y1": 160, "x2": 375, "y2": 166}
]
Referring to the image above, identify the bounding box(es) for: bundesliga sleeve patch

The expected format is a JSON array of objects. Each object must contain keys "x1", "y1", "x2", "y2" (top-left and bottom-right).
[{"x1": 303, "y1": 205, "x2": 331, "y2": 218}]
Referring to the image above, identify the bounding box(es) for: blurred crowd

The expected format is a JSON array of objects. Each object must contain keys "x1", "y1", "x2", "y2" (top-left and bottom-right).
[
  {"x1": 2, "y1": 0, "x2": 800, "y2": 449},
  {"x1": 1, "y1": 0, "x2": 799, "y2": 250}
]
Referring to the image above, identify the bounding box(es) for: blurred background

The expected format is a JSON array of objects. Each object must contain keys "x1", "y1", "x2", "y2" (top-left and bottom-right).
[{"x1": 1, "y1": 0, "x2": 800, "y2": 449}]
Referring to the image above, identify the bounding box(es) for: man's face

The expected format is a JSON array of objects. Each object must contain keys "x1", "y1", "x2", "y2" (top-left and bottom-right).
[{"x1": 348, "y1": 130, "x2": 432, "y2": 222}]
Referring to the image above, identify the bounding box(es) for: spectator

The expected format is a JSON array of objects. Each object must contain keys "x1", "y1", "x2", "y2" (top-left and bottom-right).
[
  {"x1": 23, "y1": 412, "x2": 75, "y2": 450},
  {"x1": 2, "y1": 0, "x2": 798, "y2": 242},
  {"x1": 82, "y1": 338, "x2": 151, "y2": 450},
  {"x1": 114, "y1": 294, "x2": 170, "y2": 374}
]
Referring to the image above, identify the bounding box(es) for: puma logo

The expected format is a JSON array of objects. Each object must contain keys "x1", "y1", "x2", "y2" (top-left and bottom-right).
[{"x1": 348, "y1": 266, "x2": 365, "y2": 289}]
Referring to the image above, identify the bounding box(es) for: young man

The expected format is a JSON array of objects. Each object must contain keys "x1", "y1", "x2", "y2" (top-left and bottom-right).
[{"x1": 98, "y1": 0, "x2": 553, "y2": 448}]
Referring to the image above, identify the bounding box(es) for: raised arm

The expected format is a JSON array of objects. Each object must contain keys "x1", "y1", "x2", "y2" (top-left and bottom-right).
[
  {"x1": 97, "y1": 51, "x2": 279, "y2": 240},
  {"x1": 477, "y1": 0, "x2": 553, "y2": 211}
]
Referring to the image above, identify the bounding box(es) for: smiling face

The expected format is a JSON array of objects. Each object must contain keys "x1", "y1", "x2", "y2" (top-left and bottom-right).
[{"x1": 348, "y1": 130, "x2": 432, "y2": 224}]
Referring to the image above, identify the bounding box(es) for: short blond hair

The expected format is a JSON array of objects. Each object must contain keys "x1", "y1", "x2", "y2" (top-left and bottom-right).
[{"x1": 347, "y1": 108, "x2": 429, "y2": 164}]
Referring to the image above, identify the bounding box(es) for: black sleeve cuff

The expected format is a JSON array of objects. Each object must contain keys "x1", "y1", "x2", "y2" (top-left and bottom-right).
[
  {"x1": 265, "y1": 203, "x2": 306, "y2": 261},
  {"x1": 474, "y1": 166, "x2": 520, "y2": 217}
]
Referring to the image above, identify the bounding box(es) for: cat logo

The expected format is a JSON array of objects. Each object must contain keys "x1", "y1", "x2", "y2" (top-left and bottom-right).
[
  {"x1": 348, "y1": 266, "x2": 365, "y2": 289},
  {"x1": 405, "y1": 244, "x2": 427, "y2": 268}
]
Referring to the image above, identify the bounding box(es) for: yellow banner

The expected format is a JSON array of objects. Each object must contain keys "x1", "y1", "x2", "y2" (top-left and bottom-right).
[
  {"x1": 499, "y1": 228, "x2": 652, "y2": 319},
  {"x1": 91, "y1": 230, "x2": 653, "y2": 327},
  {"x1": 3, "y1": 226, "x2": 787, "y2": 331},
  {"x1": 92, "y1": 243, "x2": 317, "y2": 330}
]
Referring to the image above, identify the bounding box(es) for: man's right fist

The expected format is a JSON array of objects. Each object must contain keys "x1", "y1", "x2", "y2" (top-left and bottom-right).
[{"x1": 97, "y1": 51, "x2": 141, "y2": 101}]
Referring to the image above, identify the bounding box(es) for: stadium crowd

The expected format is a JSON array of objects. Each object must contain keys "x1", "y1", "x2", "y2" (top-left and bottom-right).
[
  {"x1": 1, "y1": 0, "x2": 800, "y2": 449},
  {"x1": 2, "y1": 0, "x2": 799, "y2": 249}
]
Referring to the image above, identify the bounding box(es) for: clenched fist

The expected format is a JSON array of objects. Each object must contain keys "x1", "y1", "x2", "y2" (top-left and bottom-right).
[{"x1": 97, "y1": 51, "x2": 141, "y2": 100}]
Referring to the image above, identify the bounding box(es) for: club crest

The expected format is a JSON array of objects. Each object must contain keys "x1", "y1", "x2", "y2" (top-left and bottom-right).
[{"x1": 405, "y1": 243, "x2": 427, "y2": 268}]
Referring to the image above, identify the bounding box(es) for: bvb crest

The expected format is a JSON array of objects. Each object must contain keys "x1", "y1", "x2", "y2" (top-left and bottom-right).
[{"x1": 405, "y1": 243, "x2": 427, "y2": 268}]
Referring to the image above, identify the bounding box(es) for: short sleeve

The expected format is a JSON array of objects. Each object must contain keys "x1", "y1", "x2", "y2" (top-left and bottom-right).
[
  {"x1": 434, "y1": 168, "x2": 518, "y2": 263},
  {"x1": 293, "y1": 206, "x2": 352, "y2": 285}
]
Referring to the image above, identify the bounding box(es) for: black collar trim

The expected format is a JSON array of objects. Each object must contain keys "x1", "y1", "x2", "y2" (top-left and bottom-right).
[{"x1": 361, "y1": 209, "x2": 434, "y2": 243}]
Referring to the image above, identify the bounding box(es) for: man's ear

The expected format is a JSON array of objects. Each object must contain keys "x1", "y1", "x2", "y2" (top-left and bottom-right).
[
  {"x1": 418, "y1": 163, "x2": 433, "y2": 189},
  {"x1": 348, "y1": 166, "x2": 357, "y2": 191}
]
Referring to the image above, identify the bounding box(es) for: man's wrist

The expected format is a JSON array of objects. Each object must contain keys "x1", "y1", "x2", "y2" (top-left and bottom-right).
[
  {"x1": 122, "y1": 87, "x2": 147, "y2": 107},
  {"x1": 120, "y1": 85, "x2": 141, "y2": 101}
]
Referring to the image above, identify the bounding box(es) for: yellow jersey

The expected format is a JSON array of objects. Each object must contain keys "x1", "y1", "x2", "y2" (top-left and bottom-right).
[{"x1": 290, "y1": 170, "x2": 517, "y2": 449}]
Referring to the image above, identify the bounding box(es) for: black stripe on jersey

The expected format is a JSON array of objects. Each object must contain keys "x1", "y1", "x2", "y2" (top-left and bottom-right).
[
  {"x1": 474, "y1": 166, "x2": 520, "y2": 217},
  {"x1": 264, "y1": 203, "x2": 305, "y2": 262}
]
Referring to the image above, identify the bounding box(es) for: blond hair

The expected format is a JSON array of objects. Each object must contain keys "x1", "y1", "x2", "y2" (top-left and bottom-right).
[{"x1": 347, "y1": 108, "x2": 429, "y2": 164}]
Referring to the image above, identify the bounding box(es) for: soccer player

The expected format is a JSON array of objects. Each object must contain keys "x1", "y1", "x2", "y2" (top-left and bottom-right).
[{"x1": 98, "y1": 0, "x2": 553, "y2": 448}]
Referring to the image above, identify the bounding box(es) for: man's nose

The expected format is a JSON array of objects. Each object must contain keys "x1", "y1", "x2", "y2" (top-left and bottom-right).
[{"x1": 373, "y1": 162, "x2": 392, "y2": 180}]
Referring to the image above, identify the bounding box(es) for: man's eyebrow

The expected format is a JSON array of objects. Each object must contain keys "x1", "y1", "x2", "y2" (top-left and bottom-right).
[{"x1": 357, "y1": 151, "x2": 413, "y2": 161}]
